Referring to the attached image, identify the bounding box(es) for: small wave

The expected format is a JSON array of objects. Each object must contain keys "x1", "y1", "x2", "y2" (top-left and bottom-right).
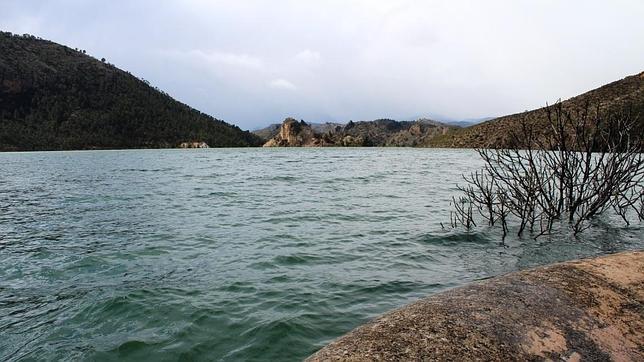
[
  {"x1": 355, "y1": 280, "x2": 432, "y2": 295},
  {"x1": 114, "y1": 340, "x2": 155, "y2": 354},
  {"x1": 238, "y1": 317, "x2": 315, "y2": 342},
  {"x1": 273, "y1": 253, "x2": 325, "y2": 266},
  {"x1": 118, "y1": 167, "x2": 176, "y2": 173},
  {"x1": 248, "y1": 261, "x2": 277, "y2": 270},
  {"x1": 222, "y1": 281, "x2": 257, "y2": 294},
  {"x1": 320, "y1": 280, "x2": 442, "y2": 304},
  {"x1": 268, "y1": 175, "x2": 299, "y2": 182},
  {"x1": 416, "y1": 231, "x2": 494, "y2": 246},
  {"x1": 263, "y1": 215, "x2": 321, "y2": 224},
  {"x1": 207, "y1": 191, "x2": 237, "y2": 197}
]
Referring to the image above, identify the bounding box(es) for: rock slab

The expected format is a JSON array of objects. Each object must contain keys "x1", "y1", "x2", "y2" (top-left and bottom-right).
[{"x1": 308, "y1": 251, "x2": 643, "y2": 361}]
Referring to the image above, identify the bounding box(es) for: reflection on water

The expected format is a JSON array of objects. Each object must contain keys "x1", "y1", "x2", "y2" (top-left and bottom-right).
[{"x1": 0, "y1": 148, "x2": 641, "y2": 361}]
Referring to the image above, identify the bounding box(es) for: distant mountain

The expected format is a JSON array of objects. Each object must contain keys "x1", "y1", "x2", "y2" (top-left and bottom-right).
[
  {"x1": 0, "y1": 32, "x2": 262, "y2": 151},
  {"x1": 441, "y1": 117, "x2": 492, "y2": 128},
  {"x1": 252, "y1": 123, "x2": 282, "y2": 142},
  {"x1": 428, "y1": 72, "x2": 644, "y2": 149},
  {"x1": 401, "y1": 115, "x2": 490, "y2": 128},
  {"x1": 262, "y1": 118, "x2": 456, "y2": 147}
]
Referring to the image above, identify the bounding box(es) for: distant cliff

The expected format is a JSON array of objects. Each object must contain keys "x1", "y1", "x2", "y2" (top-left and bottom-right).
[
  {"x1": 0, "y1": 32, "x2": 263, "y2": 151},
  {"x1": 261, "y1": 118, "x2": 455, "y2": 147}
]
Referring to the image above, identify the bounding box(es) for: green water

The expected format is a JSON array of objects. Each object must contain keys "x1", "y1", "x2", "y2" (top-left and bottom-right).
[{"x1": 0, "y1": 148, "x2": 641, "y2": 361}]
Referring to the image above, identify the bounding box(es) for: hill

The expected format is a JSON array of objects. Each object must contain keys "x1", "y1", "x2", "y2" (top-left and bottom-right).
[
  {"x1": 427, "y1": 72, "x2": 644, "y2": 148},
  {"x1": 261, "y1": 118, "x2": 455, "y2": 147},
  {"x1": 0, "y1": 32, "x2": 262, "y2": 151},
  {"x1": 252, "y1": 123, "x2": 282, "y2": 142}
]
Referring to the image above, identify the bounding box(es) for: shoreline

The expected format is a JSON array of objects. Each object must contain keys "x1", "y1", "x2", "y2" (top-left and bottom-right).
[{"x1": 308, "y1": 250, "x2": 644, "y2": 361}]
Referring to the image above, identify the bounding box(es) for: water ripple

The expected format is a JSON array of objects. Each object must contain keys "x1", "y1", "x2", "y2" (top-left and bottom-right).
[{"x1": 0, "y1": 148, "x2": 641, "y2": 361}]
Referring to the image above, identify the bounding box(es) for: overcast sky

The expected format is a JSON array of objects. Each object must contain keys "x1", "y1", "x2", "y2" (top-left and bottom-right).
[{"x1": 2, "y1": 1, "x2": 643, "y2": 130}]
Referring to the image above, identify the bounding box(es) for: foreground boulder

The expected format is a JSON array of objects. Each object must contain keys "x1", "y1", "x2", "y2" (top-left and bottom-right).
[{"x1": 308, "y1": 251, "x2": 643, "y2": 361}]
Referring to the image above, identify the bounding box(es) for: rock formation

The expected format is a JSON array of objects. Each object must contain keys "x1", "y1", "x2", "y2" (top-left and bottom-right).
[
  {"x1": 261, "y1": 118, "x2": 454, "y2": 147},
  {"x1": 308, "y1": 251, "x2": 644, "y2": 361},
  {"x1": 263, "y1": 118, "x2": 331, "y2": 147}
]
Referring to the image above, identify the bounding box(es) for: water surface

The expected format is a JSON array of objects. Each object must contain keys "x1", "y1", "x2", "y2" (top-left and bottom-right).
[{"x1": 1, "y1": 148, "x2": 641, "y2": 361}]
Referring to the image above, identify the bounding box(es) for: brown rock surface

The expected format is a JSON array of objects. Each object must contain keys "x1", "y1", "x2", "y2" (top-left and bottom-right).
[
  {"x1": 308, "y1": 251, "x2": 643, "y2": 361},
  {"x1": 263, "y1": 118, "x2": 330, "y2": 147}
]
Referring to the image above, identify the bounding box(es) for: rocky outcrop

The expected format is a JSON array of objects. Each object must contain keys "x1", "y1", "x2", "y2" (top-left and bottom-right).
[
  {"x1": 261, "y1": 118, "x2": 455, "y2": 147},
  {"x1": 263, "y1": 118, "x2": 331, "y2": 147},
  {"x1": 308, "y1": 251, "x2": 644, "y2": 361}
]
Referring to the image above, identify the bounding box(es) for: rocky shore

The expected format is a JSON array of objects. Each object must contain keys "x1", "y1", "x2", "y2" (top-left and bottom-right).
[{"x1": 308, "y1": 251, "x2": 643, "y2": 361}]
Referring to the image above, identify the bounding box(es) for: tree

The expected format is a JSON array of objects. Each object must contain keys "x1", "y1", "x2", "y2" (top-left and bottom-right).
[{"x1": 450, "y1": 101, "x2": 643, "y2": 239}]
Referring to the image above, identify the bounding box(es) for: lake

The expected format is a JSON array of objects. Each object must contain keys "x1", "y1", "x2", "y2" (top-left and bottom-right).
[{"x1": 1, "y1": 148, "x2": 642, "y2": 361}]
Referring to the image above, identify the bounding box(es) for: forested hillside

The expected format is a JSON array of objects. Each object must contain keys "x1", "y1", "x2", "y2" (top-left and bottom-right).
[{"x1": 0, "y1": 32, "x2": 262, "y2": 151}]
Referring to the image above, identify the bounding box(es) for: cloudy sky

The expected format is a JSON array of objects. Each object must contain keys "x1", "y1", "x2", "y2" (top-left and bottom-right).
[{"x1": 2, "y1": 1, "x2": 643, "y2": 130}]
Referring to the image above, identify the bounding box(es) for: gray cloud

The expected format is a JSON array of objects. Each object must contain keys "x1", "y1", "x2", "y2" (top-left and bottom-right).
[{"x1": 2, "y1": 0, "x2": 643, "y2": 129}]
